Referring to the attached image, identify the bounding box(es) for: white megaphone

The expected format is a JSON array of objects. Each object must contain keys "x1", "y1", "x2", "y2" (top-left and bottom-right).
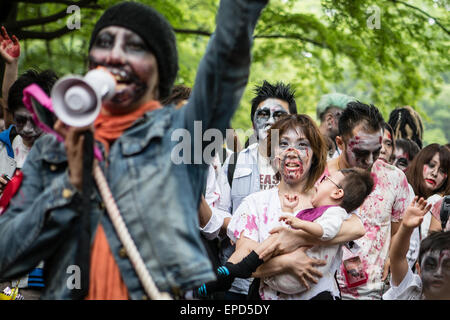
[{"x1": 51, "y1": 67, "x2": 116, "y2": 127}]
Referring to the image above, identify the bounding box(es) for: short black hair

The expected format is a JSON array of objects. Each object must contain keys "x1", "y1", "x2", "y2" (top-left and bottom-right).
[
  {"x1": 418, "y1": 231, "x2": 450, "y2": 265},
  {"x1": 250, "y1": 80, "x2": 297, "y2": 122},
  {"x1": 8, "y1": 69, "x2": 58, "y2": 114},
  {"x1": 339, "y1": 167, "x2": 374, "y2": 213},
  {"x1": 395, "y1": 138, "x2": 420, "y2": 161},
  {"x1": 338, "y1": 101, "x2": 384, "y2": 139}
]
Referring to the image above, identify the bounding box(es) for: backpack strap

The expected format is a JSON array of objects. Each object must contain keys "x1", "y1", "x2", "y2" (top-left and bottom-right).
[{"x1": 227, "y1": 151, "x2": 239, "y2": 188}]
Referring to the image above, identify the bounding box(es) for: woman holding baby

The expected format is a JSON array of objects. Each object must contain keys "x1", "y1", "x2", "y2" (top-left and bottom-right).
[{"x1": 224, "y1": 114, "x2": 367, "y2": 300}]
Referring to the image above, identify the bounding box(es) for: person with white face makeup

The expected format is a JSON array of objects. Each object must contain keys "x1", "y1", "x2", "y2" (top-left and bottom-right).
[
  {"x1": 0, "y1": 0, "x2": 270, "y2": 300},
  {"x1": 214, "y1": 80, "x2": 297, "y2": 299},
  {"x1": 406, "y1": 144, "x2": 450, "y2": 239},
  {"x1": 0, "y1": 69, "x2": 57, "y2": 191},
  {"x1": 383, "y1": 196, "x2": 450, "y2": 300},
  {"x1": 0, "y1": 69, "x2": 58, "y2": 300},
  {"x1": 393, "y1": 138, "x2": 420, "y2": 173},
  {"x1": 323, "y1": 101, "x2": 413, "y2": 300},
  {"x1": 216, "y1": 115, "x2": 366, "y2": 300}
]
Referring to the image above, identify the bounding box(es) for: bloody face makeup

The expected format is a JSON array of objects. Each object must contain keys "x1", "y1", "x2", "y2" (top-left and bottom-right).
[
  {"x1": 393, "y1": 148, "x2": 410, "y2": 172},
  {"x1": 253, "y1": 98, "x2": 289, "y2": 141},
  {"x1": 379, "y1": 129, "x2": 394, "y2": 164},
  {"x1": 13, "y1": 106, "x2": 43, "y2": 146},
  {"x1": 422, "y1": 152, "x2": 448, "y2": 192},
  {"x1": 420, "y1": 249, "x2": 450, "y2": 300},
  {"x1": 89, "y1": 26, "x2": 159, "y2": 113},
  {"x1": 344, "y1": 128, "x2": 383, "y2": 170},
  {"x1": 273, "y1": 128, "x2": 312, "y2": 185}
]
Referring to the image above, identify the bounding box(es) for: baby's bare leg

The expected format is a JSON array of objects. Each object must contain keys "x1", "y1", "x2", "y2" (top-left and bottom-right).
[{"x1": 252, "y1": 234, "x2": 281, "y2": 261}]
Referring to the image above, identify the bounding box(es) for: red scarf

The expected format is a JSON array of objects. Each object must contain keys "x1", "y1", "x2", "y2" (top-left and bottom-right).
[
  {"x1": 94, "y1": 101, "x2": 162, "y2": 154},
  {"x1": 86, "y1": 100, "x2": 161, "y2": 300}
]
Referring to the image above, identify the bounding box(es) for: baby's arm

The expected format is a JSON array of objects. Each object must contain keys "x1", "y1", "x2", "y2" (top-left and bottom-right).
[{"x1": 280, "y1": 215, "x2": 324, "y2": 238}]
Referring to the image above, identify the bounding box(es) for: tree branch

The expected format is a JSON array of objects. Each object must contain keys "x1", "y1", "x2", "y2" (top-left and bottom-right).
[
  {"x1": 12, "y1": 0, "x2": 96, "y2": 5},
  {"x1": 173, "y1": 28, "x2": 327, "y2": 48},
  {"x1": 173, "y1": 28, "x2": 212, "y2": 37},
  {"x1": 7, "y1": 0, "x2": 97, "y2": 29},
  {"x1": 254, "y1": 34, "x2": 327, "y2": 48},
  {"x1": 389, "y1": 0, "x2": 449, "y2": 35},
  {"x1": 12, "y1": 8, "x2": 68, "y2": 28},
  {"x1": 15, "y1": 26, "x2": 73, "y2": 40}
]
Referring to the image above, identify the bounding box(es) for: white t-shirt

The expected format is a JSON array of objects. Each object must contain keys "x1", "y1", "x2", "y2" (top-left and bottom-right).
[
  {"x1": 257, "y1": 152, "x2": 278, "y2": 190},
  {"x1": 12, "y1": 136, "x2": 30, "y2": 169},
  {"x1": 382, "y1": 267, "x2": 422, "y2": 300},
  {"x1": 264, "y1": 206, "x2": 349, "y2": 296},
  {"x1": 200, "y1": 163, "x2": 232, "y2": 240},
  {"x1": 227, "y1": 187, "x2": 350, "y2": 300}
]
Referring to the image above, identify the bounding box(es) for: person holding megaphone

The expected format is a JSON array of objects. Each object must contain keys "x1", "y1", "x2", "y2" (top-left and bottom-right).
[{"x1": 0, "y1": 0, "x2": 270, "y2": 300}]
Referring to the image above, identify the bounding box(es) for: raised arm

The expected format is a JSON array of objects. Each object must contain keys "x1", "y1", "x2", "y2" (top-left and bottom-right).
[
  {"x1": 0, "y1": 26, "x2": 20, "y2": 128},
  {"x1": 182, "y1": 0, "x2": 268, "y2": 137},
  {"x1": 390, "y1": 197, "x2": 431, "y2": 286}
]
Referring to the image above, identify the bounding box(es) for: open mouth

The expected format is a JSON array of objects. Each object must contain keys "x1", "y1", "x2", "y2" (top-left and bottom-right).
[
  {"x1": 109, "y1": 68, "x2": 134, "y2": 90},
  {"x1": 284, "y1": 160, "x2": 301, "y2": 170}
]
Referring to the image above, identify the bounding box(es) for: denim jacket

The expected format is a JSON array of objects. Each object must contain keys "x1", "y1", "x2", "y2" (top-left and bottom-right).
[{"x1": 0, "y1": 0, "x2": 268, "y2": 299}]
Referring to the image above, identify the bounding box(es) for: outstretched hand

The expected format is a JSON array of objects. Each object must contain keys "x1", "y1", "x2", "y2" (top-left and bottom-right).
[
  {"x1": 402, "y1": 196, "x2": 432, "y2": 229},
  {"x1": 0, "y1": 26, "x2": 20, "y2": 64}
]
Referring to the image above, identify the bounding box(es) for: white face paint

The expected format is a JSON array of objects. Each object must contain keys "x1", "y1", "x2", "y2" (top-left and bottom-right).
[
  {"x1": 273, "y1": 128, "x2": 313, "y2": 185},
  {"x1": 344, "y1": 129, "x2": 383, "y2": 170},
  {"x1": 253, "y1": 98, "x2": 289, "y2": 141}
]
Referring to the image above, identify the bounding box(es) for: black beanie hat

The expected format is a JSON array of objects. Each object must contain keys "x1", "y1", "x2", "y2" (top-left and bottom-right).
[{"x1": 89, "y1": 1, "x2": 178, "y2": 100}]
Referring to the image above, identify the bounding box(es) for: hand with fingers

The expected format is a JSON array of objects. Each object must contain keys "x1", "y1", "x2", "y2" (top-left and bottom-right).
[
  {"x1": 259, "y1": 226, "x2": 303, "y2": 260},
  {"x1": 282, "y1": 247, "x2": 326, "y2": 290},
  {"x1": 402, "y1": 196, "x2": 432, "y2": 229},
  {"x1": 281, "y1": 194, "x2": 299, "y2": 213},
  {"x1": 279, "y1": 215, "x2": 304, "y2": 229},
  {"x1": 54, "y1": 119, "x2": 94, "y2": 192},
  {"x1": 0, "y1": 26, "x2": 20, "y2": 64}
]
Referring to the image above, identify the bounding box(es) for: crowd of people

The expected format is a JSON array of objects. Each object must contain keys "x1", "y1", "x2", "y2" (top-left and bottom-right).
[{"x1": 0, "y1": 0, "x2": 448, "y2": 301}]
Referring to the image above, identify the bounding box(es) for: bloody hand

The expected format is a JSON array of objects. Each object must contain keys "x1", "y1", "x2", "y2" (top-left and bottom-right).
[{"x1": 0, "y1": 26, "x2": 20, "y2": 64}]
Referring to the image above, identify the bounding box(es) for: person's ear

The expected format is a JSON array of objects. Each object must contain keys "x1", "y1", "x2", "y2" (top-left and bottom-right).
[
  {"x1": 416, "y1": 262, "x2": 421, "y2": 276},
  {"x1": 325, "y1": 113, "x2": 334, "y2": 127},
  {"x1": 336, "y1": 135, "x2": 345, "y2": 151},
  {"x1": 331, "y1": 188, "x2": 344, "y2": 200}
]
